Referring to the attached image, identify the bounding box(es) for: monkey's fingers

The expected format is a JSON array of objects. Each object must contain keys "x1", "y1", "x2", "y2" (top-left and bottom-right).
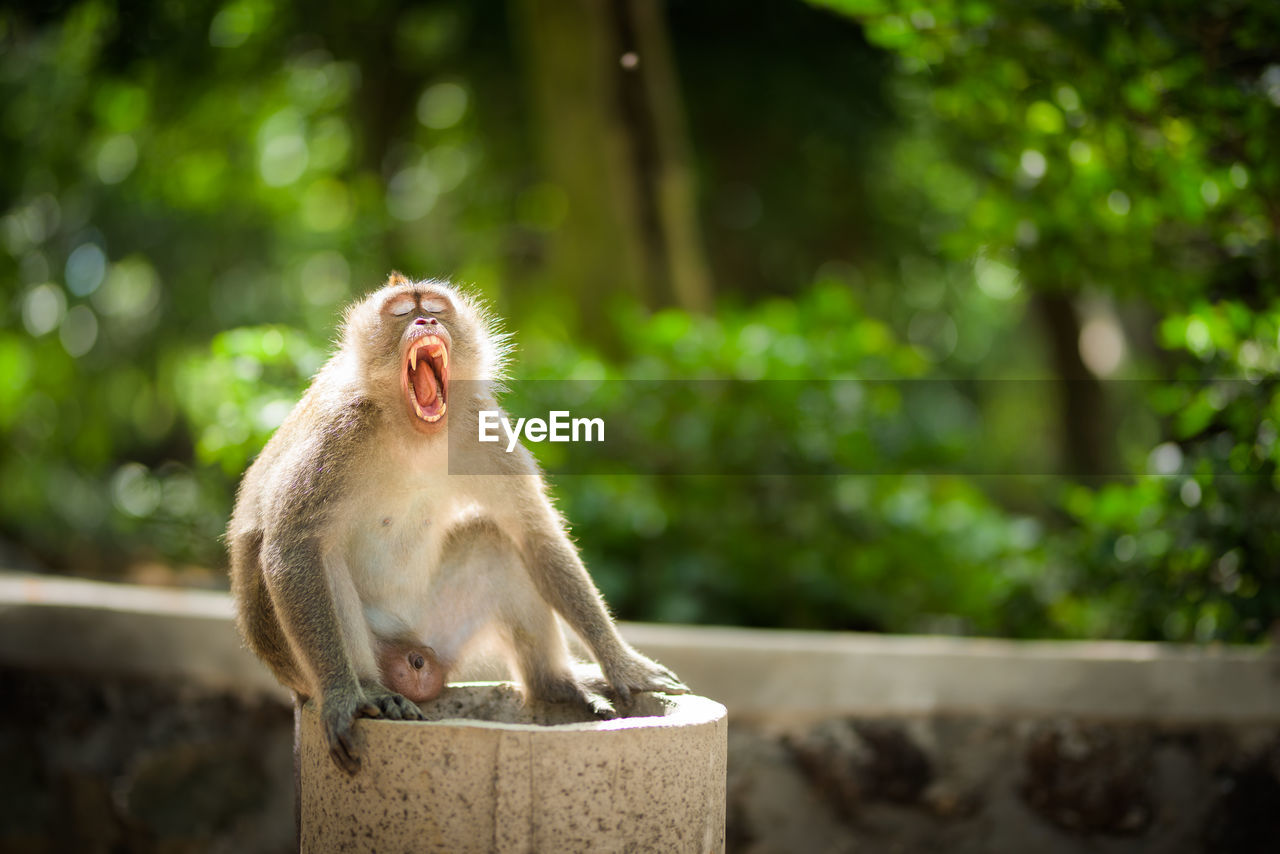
[
  {"x1": 607, "y1": 661, "x2": 690, "y2": 704},
  {"x1": 325, "y1": 723, "x2": 363, "y2": 776},
  {"x1": 332, "y1": 743, "x2": 360, "y2": 775},
  {"x1": 360, "y1": 684, "x2": 428, "y2": 722},
  {"x1": 391, "y1": 695, "x2": 427, "y2": 721},
  {"x1": 609, "y1": 682, "x2": 634, "y2": 706},
  {"x1": 648, "y1": 669, "x2": 691, "y2": 695},
  {"x1": 582, "y1": 689, "x2": 618, "y2": 719},
  {"x1": 633, "y1": 680, "x2": 689, "y2": 697},
  {"x1": 374, "y1": 693, "x2": 426, "y2": 721}
]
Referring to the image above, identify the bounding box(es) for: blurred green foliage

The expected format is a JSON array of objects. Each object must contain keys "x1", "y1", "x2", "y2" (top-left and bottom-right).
[
  {"x1": 516, "y1": 283, "x2": 1052, "y2": 634},
  {"x1": 1, "y1": 0, "x2": 1277, "y2": 641},
  {"x1": 1055, "y1": 301, "x2": 1280, "y2": 641}
]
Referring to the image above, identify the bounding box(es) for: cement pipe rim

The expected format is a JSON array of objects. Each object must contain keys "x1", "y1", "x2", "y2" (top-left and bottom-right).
[{"x1": 349, "y1": 681, "x2": 726, "y2": 734}]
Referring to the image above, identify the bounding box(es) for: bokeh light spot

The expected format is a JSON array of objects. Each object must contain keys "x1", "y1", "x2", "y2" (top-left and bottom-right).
[
  {"x1": 1079, "y1": 315, "x2": 1126, "y2": 377},
  {"x1": 1148, "y1": 442, "x2": 1183, "y2": 475},
  {"x1": 112, "y1": 462, "x2": 161, "y2": 518},
  {"x1": 416, "y1": 82, "x2": 469, "y2": 130},
  {"x1": 258, "y1": 110, "x2": 309, "y2": 187},
  {"x1": 94, "y1": 256, "x2": 161, "y2": 321},
  {"x1": 974, "y1": 255, "x2": 1020, "y2": 299},
  {"x1": 60, "y1": 305, "x2": 99, "y2": 357},
  {"x1": 259, "y1": 134, "x2": 308, "y2": 186},
  {"x1": 1106, "y1": 189, "x2": 1130, "y2": 216},
  {"x1": 1026, "y1": 101, "x2": 1063, "y2": 134},
  {"x1": 1199, "y1": 179, "x2": 1220, "y2": 207},
  {"x1": 387, "y1": 165, "x2": 440, "y2": 221},
  {"x1": 66, "y1": 244, "x2": 107, "y2": 296},
  {"x1": 22, "y1": 283, "x2": 66, "y2": 336},
  {"x1": 1068, "y1": 140, "x2": 1093, "y2": 166},
  {"x1": 209, "y1": 0, "x2": 263, "y2": 48},
  {"x1": 1018, "y1": 149, "x2": 1046, "y2": 182},
  {"x1": 96, "y1": 135, "x2": 138, "y2": 184}
]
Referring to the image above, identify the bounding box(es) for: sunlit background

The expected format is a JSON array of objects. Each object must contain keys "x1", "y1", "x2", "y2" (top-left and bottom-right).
[{"x1": 2, "y1": 0, "x2": 1278, "y2": 642}]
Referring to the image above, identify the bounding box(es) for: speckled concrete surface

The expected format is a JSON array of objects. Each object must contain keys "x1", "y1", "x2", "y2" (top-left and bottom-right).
[{"x1": 298, "y1": 683, "x2": 728, "y2": 853}]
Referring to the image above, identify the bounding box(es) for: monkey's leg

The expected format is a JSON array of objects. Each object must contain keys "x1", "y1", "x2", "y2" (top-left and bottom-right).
[
  {"x1": 230, "y1": 531, "x2": 308, "y2": 694},
  {"x1": 503, "y1": 600, "x2": 618, "y2": 719},
  {"x1": 479, "y1": 477, "x2": 689, "y2": 704},
  {"x1": 425, "y1": 519, "x2": 612, "y2": 716},
  {"x1": 292, "y1": 695, "x2": 302, "y2": 846},
  {"x1": 521, "y1": 528, "x2": 689, "y2": 705}
]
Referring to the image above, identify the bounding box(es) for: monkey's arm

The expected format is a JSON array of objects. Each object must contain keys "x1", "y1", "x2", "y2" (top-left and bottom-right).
[
  {"x1": 258, "y1": 411, "x2": 424, "y2": 773},
  {"x1": 260, "y1": 534, "x2": 380, "y2": 773}
]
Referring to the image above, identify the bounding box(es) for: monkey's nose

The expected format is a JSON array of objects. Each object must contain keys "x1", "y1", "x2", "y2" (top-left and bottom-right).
[{"x1": 413, "y1": 317, "x2": 438, "y2": 326}]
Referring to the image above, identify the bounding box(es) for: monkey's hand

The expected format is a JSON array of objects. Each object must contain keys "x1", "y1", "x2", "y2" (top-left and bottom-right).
[
  {"x1": 321, "y1": 683, "x2": 429, "y2": 774},
  {"x1": 360, "y1": 679, "x2": 428, "y2": 723},
  {"x1": 321, "y1": 685, "x2": 383, "y2": 775},
  {"x1": 602, "y1": 648, "x2": 689, "y2": 706}
]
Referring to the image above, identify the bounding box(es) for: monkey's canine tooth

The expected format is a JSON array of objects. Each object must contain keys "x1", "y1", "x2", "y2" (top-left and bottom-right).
[{"x1": 410, "y1": 347, "x2": 417, "y2": 371}]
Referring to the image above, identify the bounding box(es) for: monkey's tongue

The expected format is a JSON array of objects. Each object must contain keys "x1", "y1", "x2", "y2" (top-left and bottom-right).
[{"x1": 412, "y1": 360, "x2": 439, "y2": 408}]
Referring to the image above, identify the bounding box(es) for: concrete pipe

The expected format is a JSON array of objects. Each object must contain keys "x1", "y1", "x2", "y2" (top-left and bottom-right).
[{"x1": 298, "y1": 682, "x2": 727, "y2": 853}]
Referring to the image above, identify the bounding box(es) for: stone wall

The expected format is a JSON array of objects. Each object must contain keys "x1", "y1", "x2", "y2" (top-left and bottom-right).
[
  {"x1": 727, "y1": 715, "x2": 1278, "y2": 853},
  {"x1": 0, "y1": 666, "x2": 293, "y2": 854},
  {"x1": 1, "y1": 572, "x2": 1277, "y2": 853}
]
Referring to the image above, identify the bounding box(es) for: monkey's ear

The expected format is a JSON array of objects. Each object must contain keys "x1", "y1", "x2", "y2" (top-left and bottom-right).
[{"x1": 386, "y1": 271, "x2": 409, "y2": 287}]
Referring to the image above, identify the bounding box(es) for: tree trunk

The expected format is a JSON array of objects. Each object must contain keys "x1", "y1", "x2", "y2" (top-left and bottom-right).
[
  {"x1": 615, "y1": 0, "x2": 713, "y2": 313},
  {"x1": 1033, "y1": 291, "x2": 1115, "y2": 478},
  {"x1": 514, "y1": 0, "x2": 713, "y2": 339}
]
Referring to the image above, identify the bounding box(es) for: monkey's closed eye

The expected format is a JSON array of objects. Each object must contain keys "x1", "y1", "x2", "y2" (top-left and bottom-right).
[{"x1": 389, "y1": 301, "x2": 414, "y2": 317}]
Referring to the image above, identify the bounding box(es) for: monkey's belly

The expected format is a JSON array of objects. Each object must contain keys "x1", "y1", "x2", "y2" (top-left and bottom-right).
[
  {"x1": 362, "y1": 597, "x2": 493, "y2": 668},
  {"x1": 347, "y1": 518, "x2": 516, "y2": 667}
]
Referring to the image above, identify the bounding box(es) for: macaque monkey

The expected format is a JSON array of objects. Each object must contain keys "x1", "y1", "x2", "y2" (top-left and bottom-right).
[{"x1": 227, "y1": 273, "x2": 686, "y2": 774}]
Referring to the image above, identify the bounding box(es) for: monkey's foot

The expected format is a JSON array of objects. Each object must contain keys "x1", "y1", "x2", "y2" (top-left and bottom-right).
[
  {"x1": 577, "y1": 686, "x2": 618, "y2": 719},
  {"x1": 533, "y1": 674, "x2": 619, "y2": 719},
  {"x1": 603, "y1": 652, "x2": 690, "y2": 706},
  {"x1": 361, "y1": 681, "x2": 428, "y2": 722}
]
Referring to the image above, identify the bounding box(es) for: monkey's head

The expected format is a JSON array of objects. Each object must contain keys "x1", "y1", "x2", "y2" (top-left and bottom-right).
[{"x1": 341, "y1": 274, "x2": 509, "y2": 435}]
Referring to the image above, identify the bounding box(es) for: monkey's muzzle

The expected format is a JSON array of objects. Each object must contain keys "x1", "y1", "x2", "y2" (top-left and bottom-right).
[{"x1": 405, "y1": 334, "x2": 449, "y2": 423}]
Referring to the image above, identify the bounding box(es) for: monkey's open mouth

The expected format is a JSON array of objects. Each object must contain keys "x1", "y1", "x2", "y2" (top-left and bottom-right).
[{"x1": 405, "y1": 335, "x2": 449, "y2": 423}]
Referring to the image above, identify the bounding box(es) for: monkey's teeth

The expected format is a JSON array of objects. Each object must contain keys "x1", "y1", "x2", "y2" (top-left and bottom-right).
[{"x1": 407, "y1": 336, "x2": 447, "y2": 425}]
